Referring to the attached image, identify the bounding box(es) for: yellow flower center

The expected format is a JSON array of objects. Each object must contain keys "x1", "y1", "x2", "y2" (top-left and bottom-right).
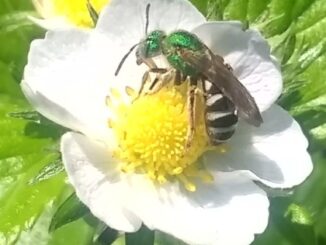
[
  {"x1": 108, "y1": 84, "x2": 227, "y2": 191},
  {"x1": 52, "y1": 0, "x2": 109, "y2": 27}
]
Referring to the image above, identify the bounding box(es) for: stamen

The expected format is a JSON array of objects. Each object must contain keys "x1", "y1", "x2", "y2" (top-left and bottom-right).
[
  {"x1": 172, "y1": 167, "x2": 183, "y2": 175},
  {"x1": 178, "y1": 175, "x2": 196, "y2": 192},
  {"x1": 105, "y1": 95, "x2": 112, "y2": 107},
  {"x1": 219, "y1": 145, "x2": 229, "y2": 153},
  {"x1": 107, "y1": 118, "x2": 114, "y2": 128},
  {"x1": 125, "y1": 86, "x2": 137, "y2": 98},
  {"x1": 198, "y1": 170, "x2": 214, "y2": 183},
  {"x1": 110, "y1": 88, "x2": 121, "y2": 99},
  {"x1": 106, "y1": 85, "x2": 228, "y2": 191}
]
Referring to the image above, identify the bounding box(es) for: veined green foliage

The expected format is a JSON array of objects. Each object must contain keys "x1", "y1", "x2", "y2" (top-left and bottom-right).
[{"x1": 0, "y1": 0, "x2": 68, "y2": 243}]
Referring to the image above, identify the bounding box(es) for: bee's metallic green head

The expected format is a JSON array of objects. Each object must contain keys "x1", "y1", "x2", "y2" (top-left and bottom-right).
[{"x1": 140, "y1": 30, "x2": 166, "y2": 58}]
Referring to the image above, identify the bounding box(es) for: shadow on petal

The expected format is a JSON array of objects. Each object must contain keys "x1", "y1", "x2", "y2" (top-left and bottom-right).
[
  {"x1": 187, "y1": 171, "x2": 268, "y2": 208},
  {"x1": 73, "y1": 135, "x2": 122, "y2": 183},
  {"x1": 203, "y1": 105, "x2": 311, "y2": 188}
]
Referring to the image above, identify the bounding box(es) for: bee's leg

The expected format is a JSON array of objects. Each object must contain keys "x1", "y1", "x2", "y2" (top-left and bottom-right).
[
  {"x1": 200, "y1": 75, "x2": 210, "y2": 98},
  {"x1": 133, "y1": 70, "x2": 151, "y2": 101},
  {"x1": 149, "y1": 68, "x2": 168, "y2": 74},
  {"x1": 137, "y1": 56, "x2": 157, "y2": 68},
  {"x1": 172, "y1": 70, "x2": 188, "y2": 86},
  {"x1": 173, "y1": 70, "x2": 182, "y2": 86},
  {"x1": 224, "y1": 63, "x2": 233, "y2": 71},
  {"x1": 185, "y1": 77, "x2": 198, "y2": 150},
  {"x1": 148, "y1": 76, "x2": 160, "y2": 91},
  {"x1": 135, "y1": 67, "x2": 169, "y2": 100},
  {"x1": 147, "y1": 76, "x2": 164, "y2": 94},
  {"x1": 181, "y1": 73, "x2": 188, "y2": 83},
  {"x1": 135, "y1": 49, "x2": 143, "y2": 65},
  {"x1": 146, "y1": 68, "x2": 173, "y2": 94},
  {"x1": 213, "y1": 53, "x2": 225, "y2": 63},
  {"x1": 133, "y1": 56, "x2": 159, "y2": 100},
  {"x1": 149, "y1": 67, "x2": 169, "y2": 90}
]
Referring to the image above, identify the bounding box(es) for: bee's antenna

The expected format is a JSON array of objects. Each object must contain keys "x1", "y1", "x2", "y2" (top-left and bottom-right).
[
  {"x1": 145, "y1": 3, "x2": 151, "y2": 35},
  {"x1": 115, "y1": 4, "x2": 150, "y2": 76},
  {"x1": 115, "y1": 42, "x2": 140, "y2": 76}
]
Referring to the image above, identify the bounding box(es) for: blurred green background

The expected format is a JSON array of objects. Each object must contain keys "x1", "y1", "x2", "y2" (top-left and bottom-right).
[{"x1": 0, "y1": 0, "x2": 325, "y2": 244}]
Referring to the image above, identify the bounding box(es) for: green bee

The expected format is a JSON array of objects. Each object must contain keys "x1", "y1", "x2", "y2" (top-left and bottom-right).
[{"x1": 115, "y1": 4, "x2": 262, "y2": 147}]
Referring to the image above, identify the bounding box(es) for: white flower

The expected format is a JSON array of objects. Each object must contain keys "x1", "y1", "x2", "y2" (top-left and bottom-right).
[{"x1": 22, "y1": 0, "x2": 313, "y2": 244}]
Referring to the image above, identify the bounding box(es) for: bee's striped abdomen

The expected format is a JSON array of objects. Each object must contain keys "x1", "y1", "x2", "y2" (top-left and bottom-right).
[{"x1": 204, "y1": 81, "x2": 238, "y2": 145}]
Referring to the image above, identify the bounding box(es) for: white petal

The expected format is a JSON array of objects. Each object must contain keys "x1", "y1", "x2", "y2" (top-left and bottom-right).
[
  {"x1": 88, "y1": 31, "x2": 148, "y2": 95},
  {"x1": 23, "y1": 29, "x2": 113, "y2": 141},
  {"x1": 205, "y1": 105, "x2": 313, "y2": 189},
  {"x1": 96, "y1": 0, "x2": 205, "y2": 51},
  {"x1": 129, "y1": 172, "x2": 269, "y2": 245},
  {"x1": 21, "y1": 81, "x2": 85, "y2": 131},
  {"x1": 192, "y1": 22, "x2": 282, "y2": 112},
  {"x1": 61, "y1": 132, "x2": 142, "y2": 231},
  {"x1": 62, "y1": 132, "x2": 269, "y2": 245}
]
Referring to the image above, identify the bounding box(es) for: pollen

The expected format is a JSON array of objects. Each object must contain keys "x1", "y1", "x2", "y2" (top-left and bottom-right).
[
  {"x1": 52, "y1": 0, "x2": 109, "y2": 27},
  {"x1": 108, "y1": 84, "x2": 222, "y2": 192}
]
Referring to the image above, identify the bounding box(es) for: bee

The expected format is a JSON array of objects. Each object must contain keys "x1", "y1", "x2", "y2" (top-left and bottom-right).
[{"x1": 115, "y1": 4, "x2": 263, "y2": 147}]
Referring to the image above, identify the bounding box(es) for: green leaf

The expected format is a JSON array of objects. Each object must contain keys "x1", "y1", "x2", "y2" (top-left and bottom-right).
[
  {"x1": 28, "y1": 159, "x2": 64, "y2": 185},
  {"x1": 49, "y1": 193, "x2": 90, "y2": 232},
  {"x1": 125, "y1": 225, "x2": 155, "y2": 245},
  {"x1": 285, "y1": 203, "x2": 314, "y2": 226},
  {"x1": 0, "y1": 11, "x2": 35, "y2": 33},
  {"x1": 155, "y1": 231, "x2": 186, "y2": 245},
  {"x1": 49, "y1": 218, "x2": 97, "y2": 245},
  {"x1": 14, "y1": 205, "x2": 54, "y2": 245},
  {"x1": 25, "y1": 187, "x2": 98, "y2": 245},
  {"x1": 93, "y1": 224, "x2": 119, "y2": 245},
  {"x1": 207, "y1": 0, "x2": 326, "y2": 118},
  {"x1": 0, "y1": 95, "x2": 66, "y2": 241},
  {"x1": 292, "y1": 153, "x2": 326, "y2": 241},
  {"x1": 0, "y1": 2, "x2": 70, "y2": 241},
  {"x1": 191, "y1": 0, "x2": 208, "y2": 16},
  {"x1": 310, "y1": 123, "x2": 326, "y2": 141},
  {"x1": 253, "y1": 198, "x2": 316, "y2": 245},
  {"x1": 8, "y1": 110, "x2": 40, "y2": 122}
]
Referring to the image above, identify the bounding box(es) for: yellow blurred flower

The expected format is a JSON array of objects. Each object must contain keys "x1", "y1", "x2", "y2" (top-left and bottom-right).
[{"x1": 32, "y1": 0, "x2": 109, "y2": 28}]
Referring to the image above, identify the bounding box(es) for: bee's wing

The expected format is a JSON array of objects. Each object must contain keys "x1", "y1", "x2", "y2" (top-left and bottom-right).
[{"x1": 181, "y1": 49, "x2": 263, "y2": 126}]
